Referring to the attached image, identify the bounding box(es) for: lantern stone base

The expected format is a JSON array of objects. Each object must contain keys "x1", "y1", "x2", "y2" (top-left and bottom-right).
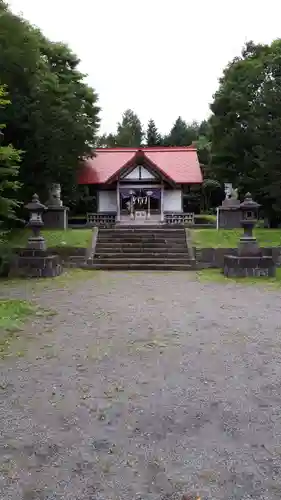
[
  {"x1": 223, "y1": 254, "x2": 276, "y2": 278},
  {"x1": 27, "y1": 236, "x2": 46, "y2": 251},
  {"x1": 43, "y1": 206, "x2": 69, "y2": 229},
  {"x1": 11, "y1": 250, "x2": 63, "y2": 278}
]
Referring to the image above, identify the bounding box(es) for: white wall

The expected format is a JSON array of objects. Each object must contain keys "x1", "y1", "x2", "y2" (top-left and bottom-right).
[
  {"x1": 124, "y1": 166, "x2": 156, "y2": 180},
  {"x1": 140, "y1": 167, "x2": 155, "y2": 180},
  {"x1": 124, "y1": 167, "x2": 139, "y2": 180},
  {"x1": 98, "y1": 191, "x2": 117, "y2": 212},
  {"x1": 163, "y1": 190, "x2": 182, "y2": 212}
]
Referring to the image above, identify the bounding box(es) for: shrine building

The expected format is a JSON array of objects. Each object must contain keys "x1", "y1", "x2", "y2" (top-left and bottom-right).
[{"x1": 78, "y1": 146, "x2": 203, "y2": 225}]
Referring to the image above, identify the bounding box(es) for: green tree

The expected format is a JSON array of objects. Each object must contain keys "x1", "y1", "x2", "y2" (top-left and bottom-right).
[
  {"x1": 210, "y1": 39, "x2": 281, "y2": 225},
  {"x1": 96, "y1": 133, "x2": 117, "y2": 148},
  {"x1": 201, "y1": 178, "x2": 222, "y2": 213},
  {"x1": 0, "y1": 1, "x2": 100, "y2": 202},
  {"x1": 0, "y1": 85, "x2": 21, "y2": 224},
  {"x1": 114, "y1": 109, "x2": 144, "y2": 147},
  {"x1": 164, "y1": 117, "x2": 199, "y2": 146},
  {"x1": 146, "y1": 119, "x2": 162, "y2": 146}
]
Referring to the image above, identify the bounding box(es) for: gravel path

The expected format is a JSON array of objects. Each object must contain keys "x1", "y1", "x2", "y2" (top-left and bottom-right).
[{"x1": 1, "y1": 272, "x2": 281, "y2": 500}]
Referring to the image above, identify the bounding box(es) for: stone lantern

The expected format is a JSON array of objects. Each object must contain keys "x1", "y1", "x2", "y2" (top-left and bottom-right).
[
  {"x1": 10, "y1": 193, "x2": 63, "y2": 278},
  {"x1": 223, "y1": 193, "x2": 275, "y2": 277},
  {"x1": 25, "y1": 193, "x2": 47, "y2": 251},
  {"x1": 238, "y1": 192, "x2": 260, "y2": 256}
]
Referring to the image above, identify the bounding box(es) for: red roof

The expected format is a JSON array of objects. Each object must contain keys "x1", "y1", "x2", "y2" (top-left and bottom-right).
[{"x1": 78, "y1": 147, "x2": 203, "y2": 185}]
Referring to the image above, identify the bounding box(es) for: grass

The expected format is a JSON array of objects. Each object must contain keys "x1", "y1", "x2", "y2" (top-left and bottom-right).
[
  {"x1": 191, "y1": 229, "x2": 281, "y2": 248},
  {"x1": 8, "y1": 228, "x2": 93, "y2": 248},
  {"x1": 197, "y1": 267, "x2": 281, "y2": 288},
  {"x1": 0, "y1": 299, "x2": 35, "y2": 332},
  {"x1": 0, "y1": 299, "x2": 36, "y2": 358},
  {"x1": 0, "y1": 268, "x2": 98, "y2": 292},
  {"x1": 194, "y1": 213, "x2": 217, "y2": 223},
  {"x1": 0, "y1": 299, "x2": 56, "y2": 359}
]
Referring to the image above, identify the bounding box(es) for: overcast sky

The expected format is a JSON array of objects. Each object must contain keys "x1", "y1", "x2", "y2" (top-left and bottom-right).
[{"x1": 7, "y1": 0, "x2": 281, "y2": 135}]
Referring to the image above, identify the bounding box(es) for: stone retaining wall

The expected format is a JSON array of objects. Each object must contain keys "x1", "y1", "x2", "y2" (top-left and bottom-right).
[
  {"x1": 195, "y1": 247, "x2": 281, "y2": 268},
  {"x1": 13, "y1": 247, "x2": 88, "y2": 270}
]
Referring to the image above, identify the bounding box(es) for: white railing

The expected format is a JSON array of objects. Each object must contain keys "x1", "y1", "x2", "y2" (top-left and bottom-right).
[
  {"x1": 87, "y1": 213, "x2": 116, "y2": 226},
  {"x1": 164, "y1": 212, "x2": 195, "y2": 225}
]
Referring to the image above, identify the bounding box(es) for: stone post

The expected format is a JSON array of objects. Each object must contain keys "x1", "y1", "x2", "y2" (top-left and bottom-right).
[{"x1": 44, "y1": 183, "x2": 69, "y2": 229}]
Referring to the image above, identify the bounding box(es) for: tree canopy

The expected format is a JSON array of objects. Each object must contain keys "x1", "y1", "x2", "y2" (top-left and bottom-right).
[
  {"x1": 114, "y1": 109, "x2": 144, "y2": 147},
  {"x1": 0, "y1": 0, "x2": 100, "y2": 202},
  {"x1": 146, "y1": 119, "x2": 162, "y2": 146},
  {"x1": 210, "y1": 39, "x2": 281, "y2": 224},
  {"x1": 164, "y1": 117, "x2": 199, "y2": 146},
  {"x1": 0, "y1": 85, "x2": 21, "y2": 225}
]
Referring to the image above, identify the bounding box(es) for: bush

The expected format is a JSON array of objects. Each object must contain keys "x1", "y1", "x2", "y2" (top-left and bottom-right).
[
  {"x1": 194, "y1": 214, "x2": 216, "y2": 225},
  {"x1": 0, "y1": 230, "x2": 14, "y2": 277}
]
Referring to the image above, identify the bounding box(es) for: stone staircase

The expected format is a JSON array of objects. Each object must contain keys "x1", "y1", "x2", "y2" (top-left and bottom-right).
[{"x1": 91, "y1": 226, "x2": 196, "y2": 270}]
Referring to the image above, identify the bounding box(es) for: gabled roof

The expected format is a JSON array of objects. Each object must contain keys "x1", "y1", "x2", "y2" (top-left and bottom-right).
[{"x1": 78, "y1": 146, "x2": 203, "y2": 185}]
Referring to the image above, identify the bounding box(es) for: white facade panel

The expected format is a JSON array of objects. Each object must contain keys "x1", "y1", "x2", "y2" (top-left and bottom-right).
[
  {"x1": 123, "y1": 166, "x2": 156, "y2": 180},
  {"x1": 125, "y1": 167, "x2": 139, "y2": 180},
  {"x1": 163, "y1": 190, "x2": 182, "y2": 212},
  {"x1": 98, "y1": 191, "x2": 117, "y2": 212},
  {"x1": 140, "y1": 166, "x2": 155, "y2": 179}
]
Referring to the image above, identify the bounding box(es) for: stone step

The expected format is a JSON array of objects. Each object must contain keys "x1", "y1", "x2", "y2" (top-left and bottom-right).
[
  {"x1": 100, "y1": 228, "x2": 186, "y2": 234},
  {"x1": 95, "y1": 247, "x2": 188, "y2": 254},
  {"x1": 84, "y1": 263, "x2": 196, "y2": 271},
  {"x1": 97, "y1": 238, "x2": 186, "y2": 246},
  {"x1": 93, "y1": 257, "x2": 192, "y2": 264},
  {"x1": 92, "y1": 226, "x2": 192, "y2": 270},
  {"x1": 95, "y1": 244, "x2": 187, "y2": 251},
  {"x1": 114, "y1": 225, "x2": 184, "y2": 229},
  {"x1": 95, "y1": 251, "x2": 189, "y2": 258},
  {"x1": 98, "y1": 235, "x2": 186, "y2": 240}
]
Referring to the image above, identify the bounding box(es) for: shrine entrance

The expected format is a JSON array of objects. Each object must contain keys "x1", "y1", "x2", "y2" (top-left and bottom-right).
[{"x1": 119, "y1": 186, "x2": 162, "y2": 223}]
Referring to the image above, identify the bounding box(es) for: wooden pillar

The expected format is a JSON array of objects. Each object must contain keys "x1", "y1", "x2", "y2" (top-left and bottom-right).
[
  {"x1": 129, "y1": 190, "x2": 134, "y2": 219},
  {"x1": 116, "y1": 180, "x2": 120, "y2": 222},
  {"x1": 146, "y1": 191, "x2": 152, "y2": 219},
  {"x1": 160, "y1": 183, "x2": 164, "y2": 222}
]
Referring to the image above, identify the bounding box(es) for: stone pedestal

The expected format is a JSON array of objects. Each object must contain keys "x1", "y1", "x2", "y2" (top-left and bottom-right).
[
  {"x1": 11, "y1": 250, "x2": 63, "y2": 278},
  {"x1": 223, "y1": 193, "x2": 276, "y2": 278},
  {"x1": 43, "y1": 206, "x2": 69, "y2": 229},
  {"x1": 224, "y1": 254, "x2": 275, "y2": 277},
  {"x1": 27, "y1": 236, "x2": 46, "y2": 251},
  {"x1": 135, "y1": 210, "x2": 146, "y2": 223},
  {"x1": 218, "y1": 199, "x2": 242, "y2": 229}
]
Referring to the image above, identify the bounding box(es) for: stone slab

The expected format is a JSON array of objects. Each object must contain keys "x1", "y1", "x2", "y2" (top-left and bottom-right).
[
  {"x1": 218, "y1": 207, "x2": 242, "y2": 229},
  {"x1": 223, "y1": 254, "x2": 276, "y2": 278},
  {"x1": 43, "y1": 207, "x2": 68, "y2": 229},
  {"x1": 11, "y1": 252, "x2": 63, "y2": 278}
]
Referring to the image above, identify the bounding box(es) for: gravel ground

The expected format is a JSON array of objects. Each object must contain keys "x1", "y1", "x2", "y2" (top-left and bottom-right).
[{"x1": 1, "y1": 271, "x2": 281, "y2": 500}]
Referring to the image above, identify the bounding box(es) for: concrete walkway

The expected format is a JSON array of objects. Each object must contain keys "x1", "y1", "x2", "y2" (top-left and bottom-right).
[{"x1": 1, "y1": 272, "x2": 281, "y2": 499}]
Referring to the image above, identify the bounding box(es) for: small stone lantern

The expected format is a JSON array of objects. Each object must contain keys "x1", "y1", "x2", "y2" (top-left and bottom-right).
[
  {"x1": 25, "y1": 193, "x2": 47, "y2": 251},
  {"x1": 223, "y1": 192, "x2": 275, "y2": 277},
  {"x1": 238, "y1": 192, "x2": 260, "y2": 256}
]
